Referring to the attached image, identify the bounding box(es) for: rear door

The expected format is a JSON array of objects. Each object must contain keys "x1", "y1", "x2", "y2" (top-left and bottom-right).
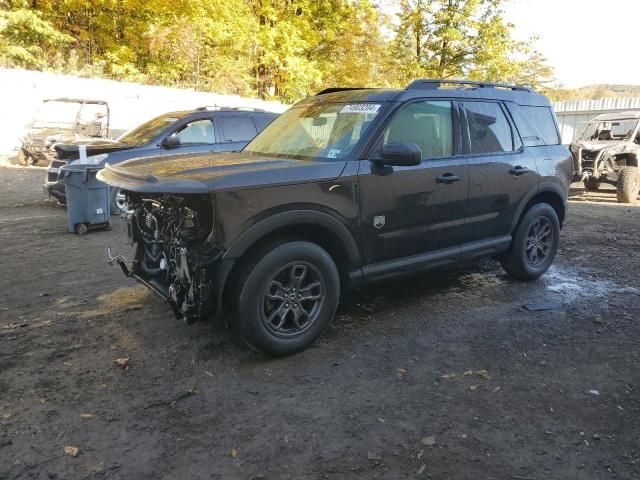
[
  {"x1": 358, "y1": 99, "x2": 469, "y2": 265},
  {"x1": 460, "y1": 100, "x2": 538, "y2": 242},
  {"x1": 216, "y1": 114, "x2": 259, "y2": 151}
]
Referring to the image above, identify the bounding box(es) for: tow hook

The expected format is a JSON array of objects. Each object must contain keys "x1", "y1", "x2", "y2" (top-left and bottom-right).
[{"x1": 107, "y1": 246, "x2": 132, "y2": 277}]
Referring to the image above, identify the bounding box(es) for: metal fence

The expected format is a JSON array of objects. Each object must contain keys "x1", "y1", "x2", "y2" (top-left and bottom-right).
[{"x1": 553, "y1": 97, "x2": 640, "y2": 144}]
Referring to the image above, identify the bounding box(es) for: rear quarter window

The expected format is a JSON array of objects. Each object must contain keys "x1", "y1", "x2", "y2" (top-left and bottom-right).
[{"x1": 506, "y1": 104, "x2": 560, "y2": 146}]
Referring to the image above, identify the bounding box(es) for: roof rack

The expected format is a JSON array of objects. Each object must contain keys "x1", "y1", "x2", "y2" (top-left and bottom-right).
[
  {"x1": 315, "y1": 87, "x2": 371, "y2": 96},
  {"x1": 195, "y1": 106, "x2": 266, "y2": 112},
  {"x1": 406, "y1": 79, "x2": 533, "y2": 92}
]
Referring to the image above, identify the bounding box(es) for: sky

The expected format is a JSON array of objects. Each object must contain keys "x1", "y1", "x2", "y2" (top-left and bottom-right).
[
  {"x1": 505, "y1": 0, "x2": 640, "y2": 87},
  {"x1": 380, "y1": 0, "x2": 640, "y2": 88}
]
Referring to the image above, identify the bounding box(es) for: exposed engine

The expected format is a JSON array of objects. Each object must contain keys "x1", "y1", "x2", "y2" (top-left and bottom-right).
[{"x1": 127, "y1": 194, "x2": 219, "y2": 323}]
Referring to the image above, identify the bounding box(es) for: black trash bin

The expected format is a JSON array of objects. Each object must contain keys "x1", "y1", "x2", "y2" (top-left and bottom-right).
[{"x1": 60, "y1": 164, "x2": 110, "y2": 234}]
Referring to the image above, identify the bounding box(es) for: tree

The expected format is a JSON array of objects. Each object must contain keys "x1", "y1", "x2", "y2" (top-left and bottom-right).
[
  {"x1": 0, "y1": 1, "x2": 74, "y2": 69},
  {"x1": 391, "y1": 0, "x2": 555, "y2": 88}
]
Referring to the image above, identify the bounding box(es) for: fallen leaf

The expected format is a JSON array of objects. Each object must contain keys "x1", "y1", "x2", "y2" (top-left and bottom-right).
[
  {"x1": 64, "y1": 446, "x2": 79, "y2": 457},
  {"x1": 469, "y1": 385, "x2": 479, "y2": 391},
  {"x1": 417, "y1": 450, "x2": 424, "y2": 459},
  {"x1": 440, "y1": 373, "x2": 456, "y2": 379},
  {"x1": 462, "y1": 370, "x2": 473, "y2": 377},
  {"x1": 492, "y1": 386, "x2": 501, "y2": 394},
  {"x1": 283, "y1": 434, "x2": 288, "y2": 446},
  {"x1": 231, "y1": 448, "x2": 237, "y2": 459},
  {"x1": 421, "y1": 435, "x2": 436, "y2": 446},
  {"x1": 367, "y1": 451, "x2": 381, "y2": 461},
  {"x1": 79, "y1": 413, "x2": 94, "y2": 419},
  {"x1": 417, "y1": 464, "x2": 426, "y2": 475},
  {"x1": 397, "y1": 368, "x2": 407, "y2": 373},
  {"x1": 114, "y1": 358, "x2": 130, "y2": 369},
  {"x1": 475, "y1": 370, "x2": 491, "y2": 380}
]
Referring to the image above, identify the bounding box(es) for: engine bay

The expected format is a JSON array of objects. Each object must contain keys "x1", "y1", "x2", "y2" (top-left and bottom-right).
[{"x1": 126, "y1": 193, "x2": 220, "y2": 323}]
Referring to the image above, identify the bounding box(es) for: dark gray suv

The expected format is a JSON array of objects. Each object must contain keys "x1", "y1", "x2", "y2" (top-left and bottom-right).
[
  {"x1": 44, "y1": 107, "x2": 278, "y2": 212},
  {"x1": 100, "y1": 79, "x2": 572, "y2": 356}
]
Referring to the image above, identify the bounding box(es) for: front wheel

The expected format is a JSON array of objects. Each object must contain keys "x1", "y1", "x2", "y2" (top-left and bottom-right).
[
  {"x1": 500, "y1": 203, "x2": 560, "y2": 281},
  {"x1": 234, "y1": 241, "x2": 340, "y2": 356},
  {"x1": 16, "y1": 150, "x2": 29, "y2": 166},
  {"x1": 110, "y1": 188, "x2": 128, "y2": 215},
  {"x1": 616, "y1": 166, "x2": 640, "y2": 204}
]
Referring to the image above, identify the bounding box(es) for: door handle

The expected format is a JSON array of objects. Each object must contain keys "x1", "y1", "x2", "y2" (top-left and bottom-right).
[
  {"x1": 436, "y1": 173, "x2": 462, "y2": 184},
  {"x1": 509, "y1": 166, "x2": 530, "y2": 176}
]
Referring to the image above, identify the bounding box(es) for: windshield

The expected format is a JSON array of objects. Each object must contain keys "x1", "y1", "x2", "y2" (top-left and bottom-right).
[
  {"x1": 244, "y1": 102, "x2": 382, "y2": 160},
  {"x1": 579, "y1": 119, "x2": 639, "y2": 141},
  {"x1": 33, "y1": 101, "x2": 82, "y2": 128},
  {"x1": 117, "y1": 115, "x2": 180, "y2": 145}
]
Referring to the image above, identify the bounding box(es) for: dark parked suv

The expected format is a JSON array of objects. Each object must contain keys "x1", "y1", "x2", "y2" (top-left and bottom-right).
[
  {"x1": 44, "y1": 107, "x2": 278, "y2": 212},
  {"x1": 100, "y1": 79, "x2": 571, "y2": 356}
]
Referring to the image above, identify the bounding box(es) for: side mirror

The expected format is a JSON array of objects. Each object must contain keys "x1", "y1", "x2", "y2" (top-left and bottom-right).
[
  {"x1": 376, "y1": 142, "x2": 422, "y2": 167},
  {"x1": 162, "y1": 134, "x2": 181, "y2": 149}
]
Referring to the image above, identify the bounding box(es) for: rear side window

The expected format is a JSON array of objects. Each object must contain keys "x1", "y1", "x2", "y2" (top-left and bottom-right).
[
  {"x1": 253, "y1": 116, "x2": 275, "y2": 132},
  {"x1": 506, "y1": 104, "x2": 559, "y2": 146},
  {"x1": 461, "y1": 101, "x2": 514, "y2": 154},
  {"x1": 383, "y1": 101, "x2": 453, "y2": 160},
  {"x1": 218, "y1": 116, "x2": 258, "y2": 142}
]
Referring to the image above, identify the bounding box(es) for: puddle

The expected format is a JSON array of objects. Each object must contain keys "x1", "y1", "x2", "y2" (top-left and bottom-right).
[{"x1": 543, "y1": 266, "x2": 613, "y2": 304}]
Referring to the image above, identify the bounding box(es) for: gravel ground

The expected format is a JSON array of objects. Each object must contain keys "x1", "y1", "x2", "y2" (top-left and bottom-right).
[{"x1": 1, "y1": 166, "x2": 639, "y2": 480}]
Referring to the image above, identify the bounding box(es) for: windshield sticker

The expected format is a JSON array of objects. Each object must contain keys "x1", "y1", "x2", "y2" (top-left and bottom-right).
[
  {"x1": 340, "y1": 104, "x2": 381, "y2": 114},
  {"x1": 327, "y1": 149, "x2": 341, "y2": 158}
]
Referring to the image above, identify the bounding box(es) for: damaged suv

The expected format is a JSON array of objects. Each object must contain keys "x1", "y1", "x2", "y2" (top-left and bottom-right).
[
  {"x1": 571, "y1": 111, "x2": 640, "y2": 203},
  {"x1": 99, "y1": 80, "x2": 571, "y2": 356}
]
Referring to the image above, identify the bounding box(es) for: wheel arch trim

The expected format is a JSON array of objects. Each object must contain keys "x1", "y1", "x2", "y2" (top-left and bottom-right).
[{"x1": 222, "y1": 209, "x2": 360, "y2": 267}]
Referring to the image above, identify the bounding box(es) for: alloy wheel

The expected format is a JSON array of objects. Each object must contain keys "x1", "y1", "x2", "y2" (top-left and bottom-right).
[
  {"x1": 525, "y1": 217, "x2": 553, "y2": 267},
  {"x1": 261, "y1": 262, "x2": 325, "y2": 337}
]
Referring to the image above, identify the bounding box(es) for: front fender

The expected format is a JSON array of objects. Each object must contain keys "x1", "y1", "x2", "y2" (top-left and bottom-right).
[{"x1": 222, "y1": 209, "x2": 360, "y2": 267}]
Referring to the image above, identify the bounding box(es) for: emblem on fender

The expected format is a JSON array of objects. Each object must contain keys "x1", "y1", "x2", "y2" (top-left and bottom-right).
[{"x1": 373, "y1": 215, "x2": 386, "y2": 229}]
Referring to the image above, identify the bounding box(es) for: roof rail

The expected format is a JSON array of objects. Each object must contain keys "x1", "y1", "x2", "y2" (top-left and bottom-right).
[
  {"x1": 195, "y1": 106, "x2": 267, "y2": 113},
  {"x1": 406, "y1": 79, "x2": 533, "y2": 92},
  {"x1": 315, "y1": 87, "x2": 371, "y2": 96}
]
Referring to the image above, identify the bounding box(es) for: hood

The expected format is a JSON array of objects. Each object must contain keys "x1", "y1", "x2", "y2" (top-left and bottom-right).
[
  {"x1": 97, "y1": 152, "x2": 347, "y2": 194},
  {"x1": 571, "y1": 140, "x2": 626, "y2": 151},
  {"x1": 54, "y1": 139, "x2": 129, "y2": 160}
]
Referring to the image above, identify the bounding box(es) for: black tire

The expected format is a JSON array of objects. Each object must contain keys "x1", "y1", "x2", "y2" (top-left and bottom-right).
[
  {"x1": 233, "y1": 241, "x2": 340, "y2": 356},
  {"x1": 583, "y1": 177, "x2": 601, "y2": 191},
  {"x1": 109, "y1": 188, "x2": 127, "y2": 215},
  {"x1": 16, "y1": 150, "x2": 29, "y2": 166},
  {"x1": 616, "y1": 166, "x2": 640, "y2": 204},
  {"x1": 500, "y1": 203, "x2": 560, "y2": 281}
]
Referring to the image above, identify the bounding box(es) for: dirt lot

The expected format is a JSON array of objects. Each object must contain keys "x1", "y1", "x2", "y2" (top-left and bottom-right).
[{"x1": 1, "y1": 166, "x2": 639, "y2": 480}]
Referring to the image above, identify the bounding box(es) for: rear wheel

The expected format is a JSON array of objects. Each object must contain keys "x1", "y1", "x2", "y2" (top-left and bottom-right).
[
  {"x1": 583, "y1": 177, "x2": 601, "y2": 191},
  {"x1": 233, "y1": 241, "x2": 340, "y2": 356},
  {"x1": 500, "y1": 203, "x2": 560, "y2": 281},
  {"x1": 616, "y1": 166, "x2": 640, "y2": 204}
]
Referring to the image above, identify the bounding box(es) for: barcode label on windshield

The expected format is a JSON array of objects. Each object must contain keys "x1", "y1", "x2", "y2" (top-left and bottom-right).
[{"x1": 341, "y1": 104, "x2": 381, "y2": 114}]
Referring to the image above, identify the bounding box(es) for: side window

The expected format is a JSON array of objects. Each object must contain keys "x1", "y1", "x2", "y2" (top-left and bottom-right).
[
  {"x1": 505, "y1": 104, "x2": 560, "y2": 146},
  {"x1": 253, "y1": 116, "x2": 275, "y2": 132},
  {"x1": 383, "y1": 101, "x2": 453, "y2": 160},
  {"x1": 175, "y1": 119, "x2": 215, "y2": 145},
  {"x1": 462, "y1": 101, "x2": 513, "y2": 154},
  {"x1": 218, "y1": 116, "x2": 258, "y2": 142}
]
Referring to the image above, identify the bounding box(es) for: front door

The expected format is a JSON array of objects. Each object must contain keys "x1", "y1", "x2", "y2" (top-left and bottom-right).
[
  {"x1": 460, "y1": 100, "x2": 539, "y2": 242},
  {"x1": 358, "y1": 100, "x2": 469, "y2": 265},
  {"x1": 172, "y1": 117, "x2": 221, "y2": 155}
]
